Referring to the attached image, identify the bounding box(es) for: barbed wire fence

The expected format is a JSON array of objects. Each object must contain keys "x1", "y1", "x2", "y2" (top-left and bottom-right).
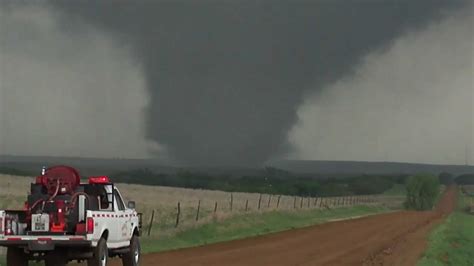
[{"x1": 138, "y1": 193, "x2": 404, "y2": 237}]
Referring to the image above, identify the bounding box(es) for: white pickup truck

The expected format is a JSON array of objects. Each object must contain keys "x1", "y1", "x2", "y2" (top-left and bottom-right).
[{"x1": 0, "y1": 166, "x2": 142, "y2": 266}]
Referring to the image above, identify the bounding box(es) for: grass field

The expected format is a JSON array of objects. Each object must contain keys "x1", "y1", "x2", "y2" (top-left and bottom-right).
[
  {"x1": 417, "y1": 189, "x2": 474, "y2": 266},
  {"x1": 0, "y1": 173, "x2": 403, "y2": 264},
  {"x1": 461, "y1": 185, "x2": 474, "y2": 196},
  {"x1": 0, "y1": 174, "x2": 403, "y2": 239},
  {"x1": 140, "y1": 205, "x2": 390, "y2": 253}
]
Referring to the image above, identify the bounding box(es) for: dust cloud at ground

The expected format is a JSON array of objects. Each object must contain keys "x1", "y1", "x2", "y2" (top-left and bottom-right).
[{"x1": 288, "y1": 8, "x2": 474, "y2": 165}]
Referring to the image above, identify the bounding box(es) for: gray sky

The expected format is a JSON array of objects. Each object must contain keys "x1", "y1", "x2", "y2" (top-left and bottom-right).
[
  {"x1": 0, "y1": 1, "x2": 472, "y2": 166},
  {"x1": 0, "y1": 3, "x2": 164, "y2": 159}
]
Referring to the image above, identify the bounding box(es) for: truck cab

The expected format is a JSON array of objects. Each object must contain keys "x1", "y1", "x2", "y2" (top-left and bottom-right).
[{"x1": 0, "y1": 166, "x2": 141, "y2": 266}]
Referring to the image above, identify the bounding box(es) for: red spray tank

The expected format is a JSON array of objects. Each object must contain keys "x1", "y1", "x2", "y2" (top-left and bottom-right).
[
  {"x1": 31, "y1": 166, "x2": 81, "y2": 233},
  {"x1": 36, "y1": 166, "x2": 81, "y2": 195}
]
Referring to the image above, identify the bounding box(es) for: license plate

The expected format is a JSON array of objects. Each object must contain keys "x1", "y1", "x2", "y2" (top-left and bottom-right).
[{"x1": 34, "y1": 222, "x2": 46, "y2": 231}]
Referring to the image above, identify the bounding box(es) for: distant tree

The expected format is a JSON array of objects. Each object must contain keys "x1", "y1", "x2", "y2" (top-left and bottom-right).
[
  {"x1": 348, "y1": 176, "x2": 394, "y2": 195},
  {"x1": 404, "y1": 174, "x2": 440, "y2": 210},
  {"x1": 438, "y1": 172, "x2": 454, "y2": 185},
  {"x1": 455, "y1": 174, "x2": 474, "y2": 185},
  {"x1": 109, "y1": 169, "x2": 406, "y2": 197},
  {"x1": 264, "y1": 167, "x2": 291, "y2": 178}
]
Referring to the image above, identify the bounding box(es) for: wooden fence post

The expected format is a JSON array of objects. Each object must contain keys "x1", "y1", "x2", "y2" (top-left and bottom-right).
[
  {"x1": 175, "y1": 202, "x2": 181, "y2": 228},
  {"x1": 267, "y1": 195, "x2": 272, "y2": 208},
  {"x1": 277, "y1": 195, "x2": 281, "y2": 209},
  {"x1": 320, "y1": 197, "x2": 324, "y2": 208},
  {"x1": 196, "y1": 200, "x2": 201, "y2": 221},
  {"x1": 147, "y1": 210, "x2": 155, "y2": 236},
  {"x1": 293, "y1": 196, "x2": 297, "y2": 209},
  {"x1": 314, "y1": 197, "x2": 318, "y2": 206},
  {"x1": 307, "y1": 197, "x2": 310, "y2": 208},
  {"x1": 245, "y1": 199, "x2": 249, "y2": 211},
  {"x1": 300, "y1": 197, "x2": 303, "y2": 208},
  {"x1": 230, "y1": 193, "x2": 233, "y2": 212},
  {"x1": 214, "y1": 201, "x2": 218, "y2": 213}
]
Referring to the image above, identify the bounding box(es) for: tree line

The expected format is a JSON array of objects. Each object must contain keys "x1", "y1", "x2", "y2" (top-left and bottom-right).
[
  {"x1": 2, "y1": 165, "x2": 473, "y2": 198},
  {"x1": 110, "y1": 167, "x2": 405, "y2": 197}
]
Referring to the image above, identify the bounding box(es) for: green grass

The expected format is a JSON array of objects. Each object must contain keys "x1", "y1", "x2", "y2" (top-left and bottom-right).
[
  {"x1": 417, "y1": 192, "x2": 474, "y2": 266},
  {"x1": 141, "y1": 205, "x2": 389, "y2": 253}
]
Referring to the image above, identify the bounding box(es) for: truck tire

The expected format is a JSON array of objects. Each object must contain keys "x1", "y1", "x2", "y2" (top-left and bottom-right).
[
  {"x1": 122, "y1": 235, "x2": 140, "y2": 266},
  {"x1": 7, "y1": 247, "x2": 28, "y2": 266},
  {"x1": 88, "y1": 238, "x2": 108, "y2": 266}
]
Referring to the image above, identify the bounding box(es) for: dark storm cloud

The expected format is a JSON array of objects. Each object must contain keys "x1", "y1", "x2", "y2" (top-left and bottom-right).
[{"x1": 52, "y1": 0, "x2": 465, "y2": 166}]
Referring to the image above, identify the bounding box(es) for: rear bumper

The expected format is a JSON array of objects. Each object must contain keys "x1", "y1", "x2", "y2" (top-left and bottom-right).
[{"x1": 0, "y1": 238, "x2": 92, "y2": 251}]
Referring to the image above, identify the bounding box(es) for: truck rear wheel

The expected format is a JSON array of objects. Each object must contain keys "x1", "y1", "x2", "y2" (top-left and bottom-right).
[
  {"x1": 6, "y1": 247, "x2": 28, "y2": 266},
  {"x1": 88, "y1": 238, "x2": 108, "y2": 266},
  {"x1": 122, "y1": 235, "x2": 140, "y2": 266}
]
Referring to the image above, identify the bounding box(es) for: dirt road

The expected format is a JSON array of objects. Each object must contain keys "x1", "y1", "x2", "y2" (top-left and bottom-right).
[{"x1": 122, "y1": 187, "x2": 456, "y2": 266}]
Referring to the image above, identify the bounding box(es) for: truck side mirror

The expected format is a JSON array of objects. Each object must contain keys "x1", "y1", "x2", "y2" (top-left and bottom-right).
[{"x1": 127, "y1": 201, "x2": 136, "y2": 209}]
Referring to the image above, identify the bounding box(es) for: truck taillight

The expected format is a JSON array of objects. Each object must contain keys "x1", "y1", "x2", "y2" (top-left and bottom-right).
[
  {"x1": 87, "y1": 217, "x2": 94, "y2": 234},
  {"x1": 5, "y1": 217, "x2": 12, "y2": 235}
]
